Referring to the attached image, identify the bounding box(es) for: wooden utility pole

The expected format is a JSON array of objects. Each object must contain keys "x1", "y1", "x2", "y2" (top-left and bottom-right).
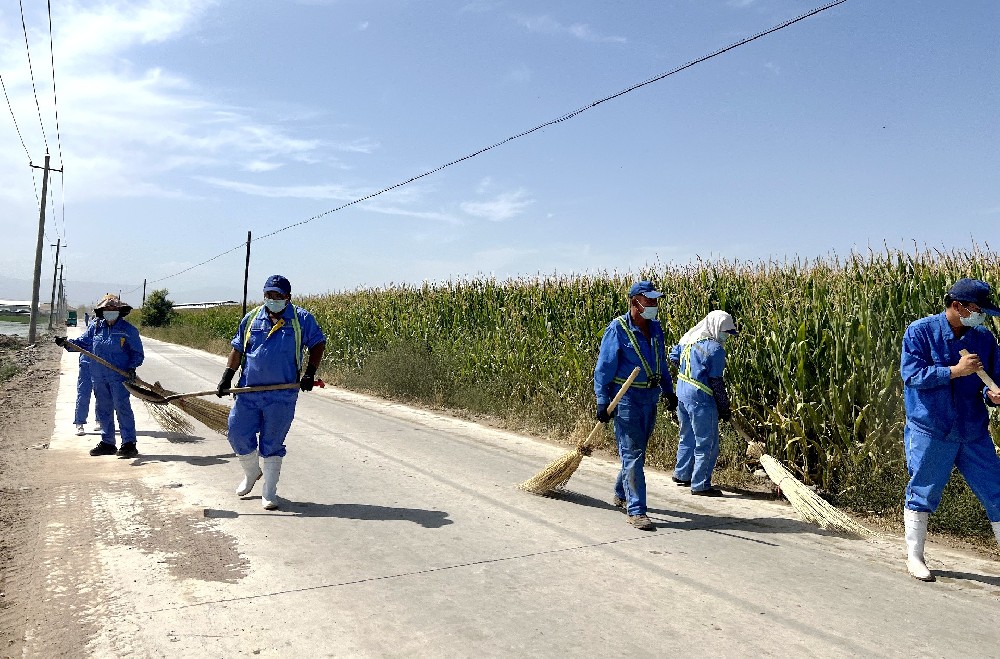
[
  {"x1": 142, "y1": 279, "x2": 147, "y2": 306},
  {"x1": 47, "y1": 238, "x2": 63, "y2": 330},
  {"x1": 242, "y1": 230, "x2": 252, "y2": 317},
  {"x1": 57, "y1": 265, "x2": 64, "y2": 324},
  {"x1": 28, "y1": 154, "x2": 61, "y2": 344}
]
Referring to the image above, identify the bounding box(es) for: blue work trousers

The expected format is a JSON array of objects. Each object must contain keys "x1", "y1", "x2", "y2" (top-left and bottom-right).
[
  {"x1": 227, "y1": 393, "x2": 297, "y2": 458},
  {"x1": 613, "y1": 398, "x2": 657, "y2": 516},
  {"x1": 904, "y1": 425, "x2": 1000, "y2": 522},
  {"x1": 73, "y1": 361, "x2": 95, "y2": 425},
  {"x1": 93, "y1": 379, "x2": 137, "y2": 446},
  {"x1": 674, "y1": 399, "x2": 720, "y2": 492}
]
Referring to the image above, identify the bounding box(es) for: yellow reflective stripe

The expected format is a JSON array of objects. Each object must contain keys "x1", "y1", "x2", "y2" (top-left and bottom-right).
[
  {"x1": 679, "y1": 342, "x2": 713, "y2": 395},
  {"x1": 243, "y1": 305, "x2": 303, "y2": 371},
  {"x1": 613, "y1": 377, "x2": 655, "y2": 388},
  {"x1": 616, "y1": 316, "x2": 660, "y2": 383}
]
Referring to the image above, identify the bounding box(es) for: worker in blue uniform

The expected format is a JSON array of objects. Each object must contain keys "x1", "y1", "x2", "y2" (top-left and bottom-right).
[
  {"x1": 216, "y1": 275, "x2": 326, "y2": 510},
  {"x1": 56, "y1": 294, "x2": 144, "y2": 458},
  {"x1": 669, "y1": 310, "x2": 738, "y2": 497},
  {"x1": 900, "y1": 278, "x2": 1000, "y2": 581},
  {"x1": 594, "y1": 281, "x2": 677, "y2": 531},
  {"x1": 72, "y1": 348, "x2": 97, "y2": 436}
]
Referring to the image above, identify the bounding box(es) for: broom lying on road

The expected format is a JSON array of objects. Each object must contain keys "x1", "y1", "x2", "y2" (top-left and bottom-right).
[
  {"x1": 731, "y1": 417, "x2": 876, "y2": 538},
  {"x1": 60, "y1": 342, "x2": 194, "y2": 435},
  {"x1": 519, "y1": 367, "x2": 641, "y2": 496}
]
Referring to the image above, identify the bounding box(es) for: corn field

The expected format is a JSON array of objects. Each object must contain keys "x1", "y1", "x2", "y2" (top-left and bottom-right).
[{"x1": 166, "y1": 246, "x2": 1000, "y2": 533}]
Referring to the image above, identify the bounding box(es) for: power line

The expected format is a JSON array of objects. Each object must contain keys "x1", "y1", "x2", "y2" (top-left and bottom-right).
[
  {"x1": 19, "y1": 0, "x2": 49, "y2": 154},
  {"x1": 141, "y1": 0, "x2": 847, "y2": 286},
  {"x1": 46, "y1": 0, "x2": 64, "y2": 169},
  {"x1": 0, "y1": 73, "x2": 32, "y2": 162}
]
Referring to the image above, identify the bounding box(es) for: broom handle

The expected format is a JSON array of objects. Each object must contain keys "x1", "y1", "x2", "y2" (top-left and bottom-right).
[
  {"x1": 61, "y1": 341, "x2": 143, "y2": 382},
  {"x1": 579, "y1": 367, "x2": 642, "y2": 450},
  {"x1": 958, "y1": 349, "x2": 1000, "y2": 393},
  {"x1": 163, "y1": 382, "x2": 317, "y2": 401}
]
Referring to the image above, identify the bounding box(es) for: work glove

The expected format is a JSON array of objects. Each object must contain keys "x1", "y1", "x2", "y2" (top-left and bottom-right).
[
  {"x1": 217, "y1": 367, "x2": 236, "y2": 397},
  {"x1": 596, "y1": 403, "x2": 612, "y2": 423},
  {"x1": 718, "y1": 406, "x2": 732, "y2": 423},
  {"x1": 662, "y1": 389, "x2": 678, "y2": 412},
  {"x1": 126, "y1": 369, "x2": 137, "y2": 381},
  {"x1": 300, "y1": 364, "x2": 317, "y2": 391},
  {"x1": 54, "y1": 336, "x2": 67, "y2": 347}
]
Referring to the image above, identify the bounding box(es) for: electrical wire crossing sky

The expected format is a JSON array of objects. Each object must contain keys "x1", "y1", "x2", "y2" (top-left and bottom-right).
[{"x1": 0, "y1": 0, "x2": 997, "y2": 305}]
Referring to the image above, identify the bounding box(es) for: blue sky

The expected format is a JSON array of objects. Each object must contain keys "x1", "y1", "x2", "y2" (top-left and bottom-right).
[{"x1": 1, "y1": 0, "x2": 997, "y2": 305}]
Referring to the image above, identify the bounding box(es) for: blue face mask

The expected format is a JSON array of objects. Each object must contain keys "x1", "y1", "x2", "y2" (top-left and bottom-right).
[
  {"x1": 103, "y1": 311, "x2": 119, "y2": 322},
  {"x1": 264, "y1": 298, "x2": 287, "y2": 314}
]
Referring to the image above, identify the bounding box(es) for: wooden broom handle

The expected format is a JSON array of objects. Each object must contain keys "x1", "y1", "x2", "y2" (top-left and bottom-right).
[
  {"x1": 62, "y1": 341, "x2": 136, "y2": 380},
  {"x1": 579, "y1": 367, "x2": 642, "y2": 449},
  {"x1": 959, "y1": 349, "x2": 1000, "y2": 393}
]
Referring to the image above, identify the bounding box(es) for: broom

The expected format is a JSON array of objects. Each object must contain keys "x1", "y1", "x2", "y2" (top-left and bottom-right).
[
  {"x1": 960, "y1": 348, "x2": 1000, "y2": 458},
  {"x1": 61, "y1": 342, "x2": 197, "y2": 435},
  {"x1": 519, "y1": 367, "x2": 641, "y2": 495},
  {"x1": 731, "y1": 418, "x2": 876, "y2": 537}
]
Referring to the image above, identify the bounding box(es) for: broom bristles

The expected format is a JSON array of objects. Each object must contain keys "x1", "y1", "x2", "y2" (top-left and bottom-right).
[
  {"x1": 171, "y1": 397, "x2": 230, "y2": 435},
  {"x1": 141, "y1": 400, "x2": 194, "y2": 435},
  {"x1": 759, "y1": 454, "x2": 877, "y2": 537},
  {"x1": 517, "y1": 449, "x2": 584, "y2": 495}
]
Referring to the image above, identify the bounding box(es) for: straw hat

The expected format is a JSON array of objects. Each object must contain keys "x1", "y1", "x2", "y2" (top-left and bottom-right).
[{"x1": 94, "y1": 293, "x2": 133, "y2": 317}]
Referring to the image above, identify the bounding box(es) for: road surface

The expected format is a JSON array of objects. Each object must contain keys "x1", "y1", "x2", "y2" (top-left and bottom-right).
[{"x1": 18, "y1": 334, "x2": 1000, "y2": 657}]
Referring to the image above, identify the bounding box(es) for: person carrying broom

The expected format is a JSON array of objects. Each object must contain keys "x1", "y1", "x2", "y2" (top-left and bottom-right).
[
  {"x1": 56, "y1": 294, "x2": 144, "y2": 458},
  {"x1": 594, "y1": 281, "x2": 677, "y2": 531},
  {"x1": 216, "y1": 275, "x2": 326, "y2": 510},
  {"x1": 900, "y1": 278, "x2": 1000, "y2": 582}
]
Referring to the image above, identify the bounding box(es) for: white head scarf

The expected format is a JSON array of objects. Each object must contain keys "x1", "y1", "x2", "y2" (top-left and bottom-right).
[{"x1": 678, "y1": 310, "x2": 738, "y2": 345}]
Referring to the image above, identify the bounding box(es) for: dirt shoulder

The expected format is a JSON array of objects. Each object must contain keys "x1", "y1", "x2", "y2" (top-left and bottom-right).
[{"x1": 0, "y1": 335, "x2": 61, "y2": 657}]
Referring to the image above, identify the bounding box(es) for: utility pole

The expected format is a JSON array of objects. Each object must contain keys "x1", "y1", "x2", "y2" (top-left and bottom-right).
[
  {"x1": 142, "y1": 279, "x2": 147, "y2": 306},
  {"x1": 47, "y1": 238, "x2": 63, "y2": 330},
  {"x1": 242, "y1": 230, "x2": 252, "y2": 317},
  {"x1": 28, "y1": 153, "x2": 61, "y2": 344},
  {"x1": 57, "y1": 265, "x2": 64, "y2": 325}
]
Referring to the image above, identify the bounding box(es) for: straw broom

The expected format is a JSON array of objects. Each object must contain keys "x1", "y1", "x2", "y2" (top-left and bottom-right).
[
  {"x1": 733, "y1": 418, "x2": 876, "y2": 537},
  {"x1": 519, "y1": 367, "x2": 641, "y2": 495}
]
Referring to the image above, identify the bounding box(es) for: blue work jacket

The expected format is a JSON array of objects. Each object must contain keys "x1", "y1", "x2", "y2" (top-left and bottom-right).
[
  {"x1": 231, "y1": 304, "x2": 326, "y2": 398},
  {"x1": 594, "y1": 313, "x2": 672, "y2": 406},
  {"x1": 70, "y1": 318, "x2": 144, "y2": 381},
  {"x1": 669, "y1": 339, "x2": 726, "y2": 405},
  {"x1": 900, "y1": 312, "x2": 1000, "y2": 440}
]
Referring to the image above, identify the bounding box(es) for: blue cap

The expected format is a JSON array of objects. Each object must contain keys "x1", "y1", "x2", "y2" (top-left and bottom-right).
[
  {"x1": 263, "y1": 274, "x2": 291, "y2": 296},
  {"x1": 948, "y1": 278, "x2": 999, "y2": 315},
  {"x1": 628, "y1": 281, "x2": 663, "y2": 299}
]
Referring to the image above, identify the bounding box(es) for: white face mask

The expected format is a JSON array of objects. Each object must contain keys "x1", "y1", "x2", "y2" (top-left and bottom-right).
[
  {"x1": 264, "y1": 298, "x2": 287, "y2": 314},
  {"x1": 960, "y1": 309, "x2": 986, "y2": 327},
  {"x1": 639, "y1": 304, "x2": 658, "y2": 321},
  {"x1": 103, "y1": 311, "x2": 119, "y2": 322}
]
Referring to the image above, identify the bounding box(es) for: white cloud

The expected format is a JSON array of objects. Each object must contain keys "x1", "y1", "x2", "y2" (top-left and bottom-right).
[
  {"x1": 196, "y1": 177, "x2": 359, "y2": 200},
  {"x1": 460, "y1": 188, "x2": 534, "y2": 222},
  {"x1": 358, "y1": 21, "x2": 369, "y2": 31},
  {"x1": 727, "y1": 0, "x2": 757, "y2": 7},
  {"x1": 508, "y1": 63, "x2": 532, "y2": 84},
  {"x1": 515, "y1": 15, "x2": 626, "y2": 44},
  {"x1": 0, "y1": 0, "x2": 345, "y2": 204}
]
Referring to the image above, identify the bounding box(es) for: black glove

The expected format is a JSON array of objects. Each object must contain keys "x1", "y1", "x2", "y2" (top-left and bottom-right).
[
  {"x1": 217, "y1": 367, "x2": 236, "y2": 397},
  {"x1": 300, "y1": 364, "x2": 317, "y2": 392},
  {"x1": 663, "y1": 389, "x2": 678, "y2": 412},
  {"x1": 126, "y1": 369, "x2": 137, "y2": 381},
  {"x1": 596, "y1": 403, "x2": 612, "y2": 423},
  {"x1": 54, "y1": 336, "x2": 67, "y2": 347},
  {"x1": 718, "y1": 406, "x2": 732, "y2": 422}
]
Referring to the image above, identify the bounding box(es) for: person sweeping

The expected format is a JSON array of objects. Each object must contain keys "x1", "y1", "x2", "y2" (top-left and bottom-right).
[
  {"x1": 593, "y1": 281, "x2": 677, "y2": 531},
  {"x1": 216, "y1": 275, "x2": 326, "y2": 510},
  {"x1": 669, "y1": 310, "x2": 738, "y2": 497},
  {"x1": 900, "y1": 278, "x2": 1000, "y2": 581},
  {"x1": 56, "y1": 294, "x2": 143, "y2": 458}
]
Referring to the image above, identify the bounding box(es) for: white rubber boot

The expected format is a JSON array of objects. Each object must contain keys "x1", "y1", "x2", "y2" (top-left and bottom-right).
[
  {"x1": 261, "y1": 456, "x2": 283, "y2": 510},
  {"x1": 904, "y1": 509, "x2": 934, "y2": 582},
  {"x1": 992, "y1": 521, "x2": 1000, "y2": 548},
  {"x1": 236, "y1": 450, "x2": 263, "y2": 497}
]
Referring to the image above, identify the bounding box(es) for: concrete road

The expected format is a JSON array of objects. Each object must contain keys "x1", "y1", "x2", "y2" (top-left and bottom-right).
[{"x1": 23, "y1": 335, "x2": 1000, "y2": 657}]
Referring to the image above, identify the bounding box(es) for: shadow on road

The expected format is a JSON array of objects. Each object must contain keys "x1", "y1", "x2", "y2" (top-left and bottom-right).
[
  {"x1": 135, "y1": 430, "x2": 209, "y2": 443},
  {"x1": 549, "y1": 489, "x2": 842, "y2": 539},
  {"x1": 204, "y1": 501, "x2": 453, "y2": 528},
  {"x1": 933, "y1": 570, "x2": 1000, "y2": 588},
  {"x1": 127, "y1": 452, "x2": 234, "y2": 467}
]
